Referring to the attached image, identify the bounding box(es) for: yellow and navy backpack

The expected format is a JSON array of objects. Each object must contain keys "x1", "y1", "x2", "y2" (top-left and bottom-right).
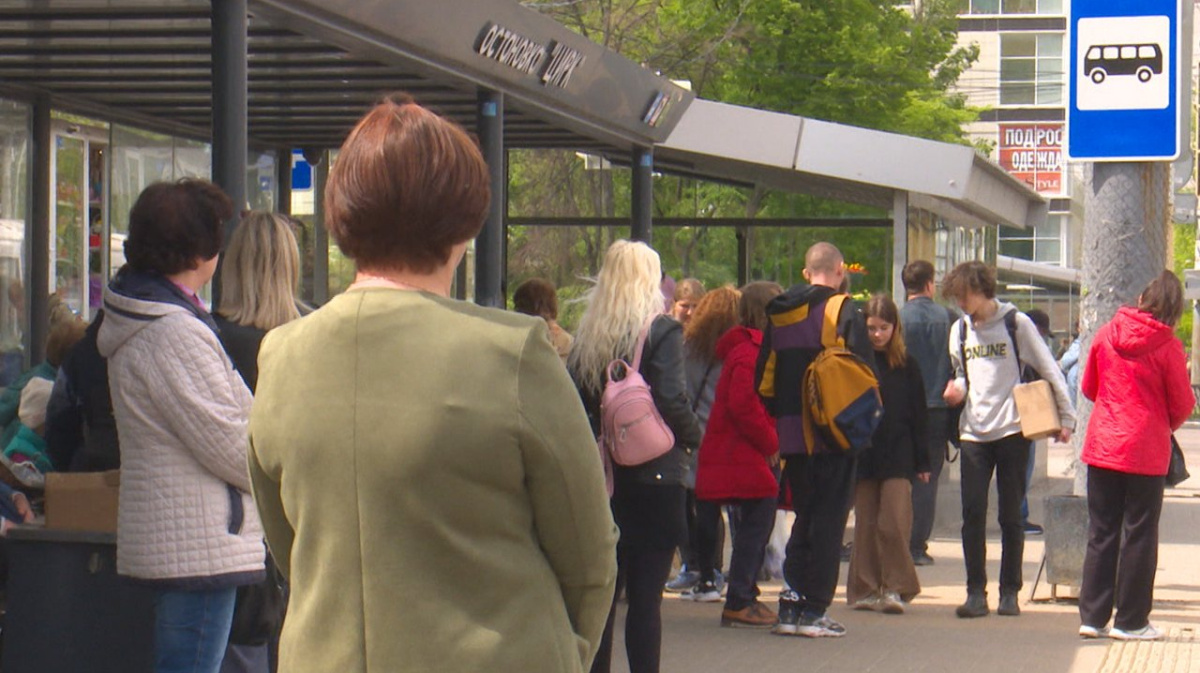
[{"x1": 801, "y1": 295, "x2": 884, "y2": 455}]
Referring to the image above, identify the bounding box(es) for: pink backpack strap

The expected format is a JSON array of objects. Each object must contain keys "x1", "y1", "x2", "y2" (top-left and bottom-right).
[{"x1": 629, "y1": 315, "x2": 657, "y2": 372}]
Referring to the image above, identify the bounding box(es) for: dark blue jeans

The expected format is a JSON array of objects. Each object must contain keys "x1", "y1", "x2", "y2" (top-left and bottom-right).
[
  {"x1": 781, "y1": 452, "x2": 856, "y2": 612},
  {"x1": 155, "y1": 586, "x2": 238, "y2": 673},
  {"x1": 960, "y1": 433, "x2": 1031, "y2": 596},
  {"x1": 724, "y1": 497, "x2": 777, "y2": 611}
]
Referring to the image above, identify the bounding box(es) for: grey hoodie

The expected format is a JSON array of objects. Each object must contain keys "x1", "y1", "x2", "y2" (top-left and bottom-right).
[{"x1": 948, "y1": 301, "x2": 1076, "y2": 443}]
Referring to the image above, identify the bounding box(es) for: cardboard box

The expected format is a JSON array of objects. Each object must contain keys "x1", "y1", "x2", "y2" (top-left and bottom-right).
[
  {"x1": 1013, "y1": 380, "x2": 1062, "y2": 440},
  {"x1": 44, "y1": 470, "x2": 120, "y2": 534}
]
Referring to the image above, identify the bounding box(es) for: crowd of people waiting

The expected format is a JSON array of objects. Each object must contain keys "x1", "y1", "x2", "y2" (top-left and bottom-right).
[{"x1": 0, "y1": 95, "x2": 1191, "y2": 673}]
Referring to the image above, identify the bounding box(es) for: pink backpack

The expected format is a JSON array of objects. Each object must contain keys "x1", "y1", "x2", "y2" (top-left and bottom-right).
[{"x1": 600, "y1": 318, "x2": 676, "y2": 467}]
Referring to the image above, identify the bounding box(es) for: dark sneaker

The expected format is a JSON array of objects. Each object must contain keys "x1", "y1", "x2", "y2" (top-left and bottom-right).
[
  {"x1": 1023, "y1": 522, "x2": 1044, "y2": 535},
  {"x1": 956, "y1": 592, "x2": 989, "y2": 618},
  {"x1": 773, "y1": 591, "x2": 801, "y2": 636},
  {"x1": 997, "y1": 592, "x2": 1020, "y2": 616},
  {"x1": 796, "y1": 611, "x2": 847, "y2": 638},
  {"x1": 665, "y1": 569, "x2": 700, "y2": 593},
  {"x1": 683, "y1": 581, "x2": 722, "y2": 603},
  {"x1": 911, "y1": 551, "x2": 935, "y2": 566},
  {"x1": 721, "y1": 602, "x2": 778, "y2": 628}
]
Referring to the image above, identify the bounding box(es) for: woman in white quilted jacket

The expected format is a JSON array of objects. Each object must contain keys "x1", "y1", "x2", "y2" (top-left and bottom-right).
[{"x1": 97, "y1": 179, "x2": 265, "y2": 673}]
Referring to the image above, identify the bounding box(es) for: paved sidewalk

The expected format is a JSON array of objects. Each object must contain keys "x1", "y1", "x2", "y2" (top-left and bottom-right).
[{"x1": 608, "y1": 426, "x2": 1200, "y2": 673}]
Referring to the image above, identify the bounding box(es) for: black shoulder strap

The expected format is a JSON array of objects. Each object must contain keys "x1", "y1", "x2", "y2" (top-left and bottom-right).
[
  {"x1": 1003, "y1": 309, "x2": 1022, "y2": 367},
  {"x1": 959, "y1": 316, "x2": 969, "y2": 393}
]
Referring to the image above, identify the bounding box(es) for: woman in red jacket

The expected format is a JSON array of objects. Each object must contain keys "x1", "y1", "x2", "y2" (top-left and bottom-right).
[
  {"x1": 1078, "y1": 271, "x2": 1195, "y2": 642},
  {"x1": 695, "y1": 281, "x2": 783, "y2": 629}
]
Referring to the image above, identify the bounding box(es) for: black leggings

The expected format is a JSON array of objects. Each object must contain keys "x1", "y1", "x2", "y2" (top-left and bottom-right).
[{"x1": 590, "y1": 547, "x2": 676, "y2": 673}]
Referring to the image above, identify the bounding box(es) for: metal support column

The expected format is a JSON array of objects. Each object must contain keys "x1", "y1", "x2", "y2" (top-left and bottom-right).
[
  {"x1": 211, "y1": 0, "x2": 247, "y2": 307},
  {"x1": 736, "y1": 226, "x2": 750, "y2": 287},
  {"x1": 310, "y1": 150, "x2": 329, "y2": 306},
  {"x1": 892, "y1": 191, "x2": 909, "y2": 305},
  {"x1": 475, "y1": 89, "x2": 505, "y2": 308},
  {"x1": 29, "y1": 96, "x2": 50, "y2": 365},
  {"x1": 275, "y1": 148, "x2": 292, "y2": 215},
  {"x1": 631, "y1": 147, "x2": 653, "y2": 244}
]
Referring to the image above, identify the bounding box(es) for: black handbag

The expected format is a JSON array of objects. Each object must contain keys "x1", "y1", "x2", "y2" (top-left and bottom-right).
[{"x1": 1167, "y1": 434, "x2": 1190, "y2": 487}]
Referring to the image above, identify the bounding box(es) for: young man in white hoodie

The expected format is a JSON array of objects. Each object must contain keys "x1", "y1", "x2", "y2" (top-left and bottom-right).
[{"x1": 941, "y1": 262, "x2": 1076, "y2": 619}]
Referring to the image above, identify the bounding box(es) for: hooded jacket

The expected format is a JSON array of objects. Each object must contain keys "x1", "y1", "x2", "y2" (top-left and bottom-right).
[
  {"x1": 695, "y1": 326, "x2": 778, "y2": 502},
  {"x1": 755, "y1": 284, "x2": 872, "y2": 456},
  {"x1": 948, "y1": 301, "x2": 1076, "y2": 443},
  {"x1": 97, "y1": 268, "x2": 263, "y2": 587},
  {"x1": 1081, "y1": 306, "x2": 1194, "y2": 476}
]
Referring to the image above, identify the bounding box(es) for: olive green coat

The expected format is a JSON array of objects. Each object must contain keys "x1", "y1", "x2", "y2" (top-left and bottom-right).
[{"x1": 249, "y1": 288, "x2": 618, "y2": 673}]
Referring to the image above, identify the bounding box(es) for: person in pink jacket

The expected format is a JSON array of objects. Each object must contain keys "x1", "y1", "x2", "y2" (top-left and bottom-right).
[
  {"x1": 1078, "y1": 271, "x2": 1195, "y2": 642},
  {"x1": 695, "y1": 281, "x2": 783, "y2": 629}
]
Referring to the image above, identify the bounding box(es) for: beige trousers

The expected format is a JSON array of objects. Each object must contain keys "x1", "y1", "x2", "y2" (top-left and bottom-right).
[{"x1": 847, "y1": 478, "x2": 921, "y2": 604}]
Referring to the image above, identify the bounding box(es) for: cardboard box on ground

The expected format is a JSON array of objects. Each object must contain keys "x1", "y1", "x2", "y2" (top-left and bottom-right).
[{"x1": 44, "y1": 470, "x2": 119, "y2": 534}]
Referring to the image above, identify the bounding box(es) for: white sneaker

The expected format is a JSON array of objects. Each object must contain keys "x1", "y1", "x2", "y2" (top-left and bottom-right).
[
  {"x1": 852, "y1": 594, "x2": 880, "y2": 611},
  {"x1": 1078, "y1": 624, "x2": 1110, "y2": 639},
  {"x1": 1110, "y1": 624, "x2": 1163, "y2": 641},
  {"x1": 879, "y1": 591, "x2": 905, "y2": 615}
]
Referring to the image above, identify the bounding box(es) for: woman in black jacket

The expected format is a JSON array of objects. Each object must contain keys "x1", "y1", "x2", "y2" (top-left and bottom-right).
[
  {"x1": 568, "y1": 240, "x2": 703, "y2": 673},
  {"x1": 846, "y1": 294, "x2": 930, "y2": 615}
]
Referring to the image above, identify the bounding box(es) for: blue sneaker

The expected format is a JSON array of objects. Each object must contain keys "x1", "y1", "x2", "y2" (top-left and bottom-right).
[
  {"x1": 713, "y1": 570, "x2": 727, "y2": 595},
  {"x1": 773, "y1": 590, "x2": 802, "y2": 636},
  {"x1": 665, "y1": 569, "x2": 700, "y2": 593}
]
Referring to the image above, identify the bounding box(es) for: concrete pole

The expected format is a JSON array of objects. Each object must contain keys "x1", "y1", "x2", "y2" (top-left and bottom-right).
[{"x1": 1074, "y1": 162, "x2": 1171, "y2": 495}]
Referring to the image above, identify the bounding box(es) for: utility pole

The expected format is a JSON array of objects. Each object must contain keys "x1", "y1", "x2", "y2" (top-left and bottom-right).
[{"x1": 1074, "y1": 163, "x2": 1171, "y2": 495}]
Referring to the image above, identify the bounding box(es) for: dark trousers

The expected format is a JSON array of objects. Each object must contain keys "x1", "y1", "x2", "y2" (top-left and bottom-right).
[
  {"x1": 695, "y1": 501, "x2": 722, "y2": 583},
  {"x1": 723, "y1": 497, "x2": 777, "y2": 610},
  {"x1": 591, "y1": 547, "x2": 675, "y2": 673},
  {"x1": 682, "y1": 489, "x2": 698, "y2": 568},
  {"x1": 960, "y1": 433, "x2": 1031, "y2": 595},
  {"x1": 1079, "y1": 465, "x2": 1164, "y2": 631},
  {"x1": 781, "y1": 452, "x2": 856, "y2": 612},
  {"x1": 911, "y1": 407, "x2": 949, "y2": 555}
]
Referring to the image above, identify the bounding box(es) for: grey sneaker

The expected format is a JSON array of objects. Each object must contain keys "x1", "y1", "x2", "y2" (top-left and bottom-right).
[
  {"x1": 955, "y1": 592, "x2": 989, "y2": 618},
  {"x1": 1079, "y1": 624, "x2": 1111, "y2": 639},
  {"x1": 997, "y1": 591, "x2": 1020, "y2": 616},
  {"x1": 796, "y1": 611, "x2": 846, "y2": 638},
  {"x1": 911, "y1": 551, "x2": 935, "y2": 566},
  {"x1": 852, "y1": 594, "x2": 880, "y2": 611},
  {"x1": 1110, "y1": 624, "x2": 1163, "y2": 641},
  {"x1": 665, "y1": 569, "x2": 700, "y2": 593}
]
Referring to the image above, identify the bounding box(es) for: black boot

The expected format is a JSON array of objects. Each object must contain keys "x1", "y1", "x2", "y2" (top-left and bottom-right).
[
  {"x1": 956, "y1": 591, "x2": 989, "y2": 618},
  {"x1": 998, "y1": 591, "x2": 1021, "y2": 616}
]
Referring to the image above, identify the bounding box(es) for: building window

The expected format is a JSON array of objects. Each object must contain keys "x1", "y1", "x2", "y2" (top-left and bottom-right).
[
  {"x1": 1000, "y1": 33, "x2": 1064, "y2": 106},
  {"x1": 998, "y1": 214, "x2": 1065, "y2": 265},
  {"x1": 959, "y1": 0, "x2": 1063, "y2": 14}
]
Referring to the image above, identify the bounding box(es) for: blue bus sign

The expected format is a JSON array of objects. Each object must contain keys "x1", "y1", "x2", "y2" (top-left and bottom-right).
[{"x1": 1067, "y1": 0, "x2": 1183, "y2": 161}]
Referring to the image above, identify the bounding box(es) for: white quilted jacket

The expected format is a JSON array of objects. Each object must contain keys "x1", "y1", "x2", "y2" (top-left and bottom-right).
[{"x1": 98, "y1": 282, "x2": 264, "y2": 584}]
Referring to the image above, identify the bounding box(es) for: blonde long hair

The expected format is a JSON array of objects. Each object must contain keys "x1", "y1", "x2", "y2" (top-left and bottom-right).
[
  {"x1": 568, "y1": 240, "x2": 665, "y2": 396},
  {"x1": 217, "y1": 211, "x2": 302, "y2": 330}
]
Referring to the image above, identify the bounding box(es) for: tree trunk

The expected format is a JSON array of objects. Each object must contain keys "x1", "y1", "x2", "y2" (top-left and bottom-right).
[{"x1": 1074, "y1": 162, "x2": 1171, "y2": 495}]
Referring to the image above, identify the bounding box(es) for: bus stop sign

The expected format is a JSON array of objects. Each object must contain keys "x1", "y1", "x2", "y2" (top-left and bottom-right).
[{"x1": 1067, "y1": 0, "x2": 1183, "y2": 161}]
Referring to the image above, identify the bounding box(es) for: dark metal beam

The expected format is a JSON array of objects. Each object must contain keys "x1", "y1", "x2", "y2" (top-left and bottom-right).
[
  {"x1": 474, "y1": 89, "x2": 504, "y2": 308},
  {"x1": 29, "y1": 95, "x2": 50, "y2": 365},
  {"x1": 211, "y1": 0, "x2": 248, "y2": 308},
  {"x1": 0, "y1": 7, "x2": 210, "y2": 21},
  {"x1": 630, "y1": 147, "x2": 652, "y2": 243},
  {"x1": 506, "y1": 217, "x2": 892, "y2": 228}
]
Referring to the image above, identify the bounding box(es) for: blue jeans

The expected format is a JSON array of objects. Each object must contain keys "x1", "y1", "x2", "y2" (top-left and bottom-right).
[{"x1": 155, "y1": 587, "x2": 238, "y2": 673}]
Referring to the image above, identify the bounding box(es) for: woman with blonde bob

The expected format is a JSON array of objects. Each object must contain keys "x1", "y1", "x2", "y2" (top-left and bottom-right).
[
  {"x1": 247, "y1": 94, "x2": 617, "y2": 673},
  {"x1": 214, "y1": 211, "x2": 305, "y2": 390},
  {"x1": 569, "y1": 240, "x2": 703, "y2": 673}
]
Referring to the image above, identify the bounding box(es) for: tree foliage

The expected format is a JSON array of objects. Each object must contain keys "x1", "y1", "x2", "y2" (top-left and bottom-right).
[{"x1": 509, "y1": 0, "x2": 981, "y2": 326}]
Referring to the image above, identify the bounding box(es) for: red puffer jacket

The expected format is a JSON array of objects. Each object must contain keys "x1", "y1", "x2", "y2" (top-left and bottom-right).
[
  {"x1": 1081, "y1": 306, "x2": 1194, "y2": 476},
  {"x1": 695, "y1": 327, "x2": 779, "y2": 501}
]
